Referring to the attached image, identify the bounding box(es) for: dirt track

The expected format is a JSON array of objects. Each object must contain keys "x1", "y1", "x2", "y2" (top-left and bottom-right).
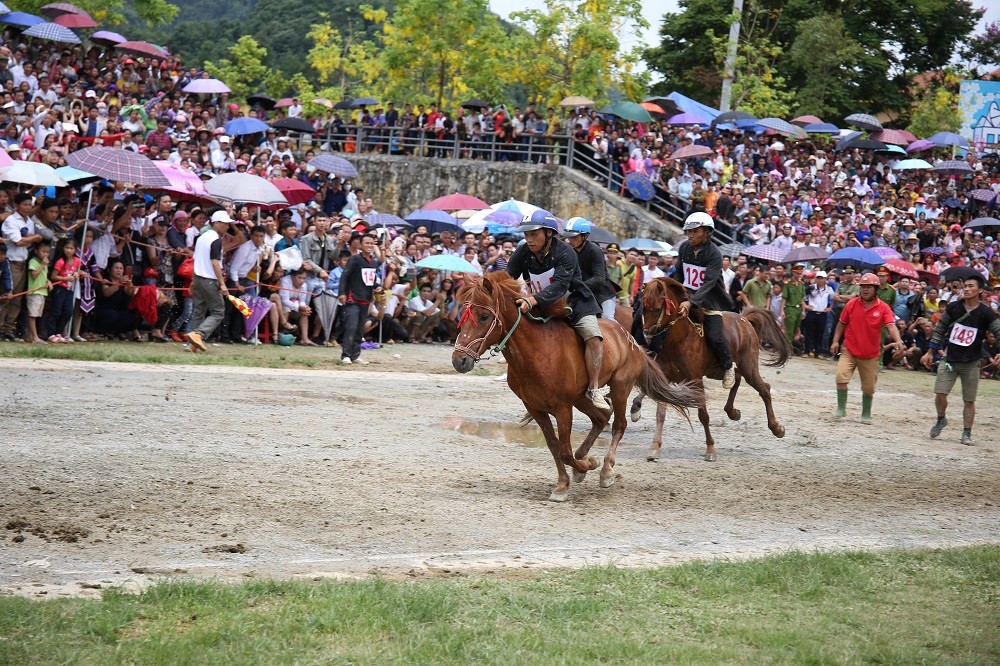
[{"x1": 1, "y1": 346, "x2": 997, "y2": 598}]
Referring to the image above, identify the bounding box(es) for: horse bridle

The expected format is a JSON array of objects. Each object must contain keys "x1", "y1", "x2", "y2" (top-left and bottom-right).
[
  {"x1": 454, "y1": 299, "x2": 523, "y2": 363},
  {"x1": 642, "y1": 296, "x2": 704, "y2": 339}
]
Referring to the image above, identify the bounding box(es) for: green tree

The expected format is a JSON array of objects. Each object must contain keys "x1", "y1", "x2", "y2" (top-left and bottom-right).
[
  {"x1": 907, "y1": 72, "x2": 962, "y2": 139},
  {"x1": 709, "y1": 24, "x2": 794, "y2": 118},
  {"x1": 204, "y1": 36, "x2": 275, "y2": 101},
  {"x1": 787, "y1": 14, "x2": 864, "y2": 118},
  {"x1": 20, "y1": 0, "x2": 178, "y2": 25},
  {"x1": 643, "y1": 0, "x2": 729, "y2": 102}
]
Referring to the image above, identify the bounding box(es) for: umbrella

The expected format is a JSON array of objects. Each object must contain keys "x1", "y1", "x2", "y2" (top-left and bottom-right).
[
  {"x1": 66, "y1": 147, "x2": 170, "y2": 187},
  {"x1": 271, "y1": 117, "x2": 314, "y2": 133},
  {"x1": 906, "y1": 139, "x2": 935, "y2": 153},
  {"x1": 89, "y1": 30, "x2": 126, "y2": 46},
  {"x1": 871, "y1": 129, "x2": 910, "y2": 146},
  {"x1": 332, "y1": 98, "x2": 354, "y2": 110},
  {"x1": 640, "y1": 102, "x2": 667, "y2": 116},
  {"x1": 940, "y1": 197, "x2": 962, "y2": 208},
  {"x1": 55, "y1": 165, "x2": 100, "y2": 185},
  {"x1": 204, "y1": 172, "x2": 287, "y2": 206},
  {"x1": 928, "y1": 132, "x2": 968, "y2": 149},
  {"x1": 350, "y1": 97, "x2": 378, "y2": 108},
  {"x1": 791, "y1": 115, "x2": 823, "y2": 127},
  {"x1": 53, "y1": 12, "x2": 96, "y2": 28},
  {"x1": 624, "y1": 173, "x2": 655, "y2": 201},
  {"x1": 743, "y1": 244, "x2": 786, "y2": 263},
  {"x1": 415, "y1": 255, "x2": 482, "y2": 274},
  {"x1": 114, "y1": 40, "x2": 168, "y2": 58},
  {"x1": 884, "y1": 258, "x2": 919, "y2": 279},
  {"x1": 405, "y1": 209, "x2": 458, "y2": 228},
  {"x1": 710, "y1": 110, "x2": 755, "y2": 127},
  {"x1": 247, "y1": 93, "x2": 276, "y2": 110},
  {"x1": 803, "y1": 123, "x2": 840, "y2": 134},
  {"x1": 844, "y1": 113, "x2": 882, "y2": 131},
  {"x1": 312, "y1": 98, "x2": 333, "y2": 109},
  {"x1": 670, "y1": 144, "x2": 715, "y2": 160},
  {"x1": 0, "y1": 162, "x2": 67, "y2": 187},
  {"x1": 559, "y1": 95, "x2": 596, "y2": 108},
  {"x1": 152, "y1": 161, "x2": 211, "y2": 199},
  {"x1": 223, "y1": 117, "x2": 269, "y2": 136},
  {"x1": 666, "y1": 112, "x2": 708, "y2": 126},
  {"x1": 40, "y1": 2, "x2": 84, "y2": 17},
  {"x1": 872, "y1": 247, "x2": 903, "y2": 260},
  {"x1": 917, "y1": 269, "x2": 940, "y2": 286},
  {"x1": 23, "y1": 21, "x2": 79, "y2": 43},
  {"x1": 312, "y1": 292, "x2": 338, "y2": 341},
  {"x1": 621, "y1": 238, "x2": 672, "y2": 253},
  {"x1": 0, "y1": 11, "x2": 45, "y2": 27},
  {"x1": 598, "y1": 101, "x2": 652, "y2": 123},
  {"x1": 483, "y1": 209, "x2": 521, "y2": 227},
  {"x1": 366, "y1": 213, "x2": 409, "y2": 228},
  {"x1": 932, "y1": 160, "x2": 973, "y2": 176},
  {"x1": 0, "y1": 151, "x2": 15, "y2": 168},
  {"x1": 963, "y1": 217, "x2": 1000, "y2": 230},
  {"x1": 270, "y1": 178, "x2": 316, "y2": 206},
  {"x1": 826, "y1": 247, "x2": 884, "y2": 268},
  {"x1": 968, "y1": 189, "x2": 997, "y2": 204},
  {"x1": 308, "y1": 154, "x2": 357, "y2": 177},
  {"x1": 182, "y1": 78, "x2": 231, "y2": 94},
  {"x1": 274, "y1": 98, "x2": 295, "y2": 109},
  {"x1": 717, "y1": 242, "x2": 746, "y2": 258},
  {"x1": 782, "y1": 246, "x2": 829, "y2": 263},
  {"x1": 835, "y1": 130, "x2": 863, "y2": 151},
  {"x1": 940, "y1": 266, "x2": 985, "y2": 284},
  {"x1": 586, "y1": 224, "x2": 619, "y2": 245},
  {"x1": 461, "y1": 98, "x2": 490, "y2": 110},
  {"x1": 876, "y1": 144, "x2": 907, "y2": 155},
  {"x1": 0, "y1": 2, "x2": 8, "y2": 12},
  {"x1": 423, "y1": 193, "x2": 489, "y2": 211},
  {"x1": 643, "y1": 97, "x2": 682, "y2": 117},
  {"x1": 844, "y1": 138, "x2": 887, "y2": 151},
  {"x1": 892, "y1": 158, "x2": 933, "y2": 170},
  {"x1": 756, "y1": 117, "x2": 807, "y2": 138},
  {"x1": 243, "y1": 295, "x2": 273, "y2": 339},
  {"x1": 920, "y1": 246, "x2": 944, "y2": 256}
]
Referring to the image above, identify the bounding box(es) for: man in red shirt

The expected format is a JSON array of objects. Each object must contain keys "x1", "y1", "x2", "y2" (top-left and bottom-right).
[{"x1": 829, "y1": 272, "x2": 904, "y2": 424}]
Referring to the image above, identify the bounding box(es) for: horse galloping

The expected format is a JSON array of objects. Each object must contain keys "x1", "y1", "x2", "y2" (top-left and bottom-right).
[
  {"x1": 634, "y1": 277, "x2": 791, "y2": 462},
  {"x1": 452, "y1": 272, "x2": 701, "y2": 502}
]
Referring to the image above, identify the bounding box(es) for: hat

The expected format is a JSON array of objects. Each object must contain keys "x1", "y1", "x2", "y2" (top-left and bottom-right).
[
  {"x1": 219, "y1": 135, "x2": 230, "y2": 143},
  {"x1": 877, "y1": 266, "x2": 890, "y2": 275},
  {"x1": 84, "y1": 90, "x2": 97, "y2": 98},
  {"x1": 834, "y1": 161, "x2": 843, "y2": 167},
  {"x1": 172, "y1": 210, "x2": 190, "y2": 222},
  {"x1": 858, "y1": 273, "x2": 880, "y2": 286},
  {"x1": 174, "y1": 113, "x2": 187, "y2": 123},
  {"x1": 782, "y1": 223, "x2": 793, "y2": 229},
  {"x1": 842, "y1": 267, "x2": 856, "y2": 274},
  {"x1": 606, "y1": 243, "x2": 620, "y2": 252},
  {"x1": 123, "y1": 58, "x2": 134, "y2": 65},
  {"x1": 791, "y1": 264, "x2": 804, "y2": 272},
  {"x1": 815, "y1": 271, "x2": 828, "y2": 278},
  {"x1": 915, "y1": 197, "x2": 926, "y2": 203},
  {"x1": 210, "y1": 210, "x2": 234, "y2": 225},
  {"x1": 949, "y1": 224, "x2": 962, "y2": 232},
  {"x1": 907, "y1": 232, "x2": 918, "y2": 240}
]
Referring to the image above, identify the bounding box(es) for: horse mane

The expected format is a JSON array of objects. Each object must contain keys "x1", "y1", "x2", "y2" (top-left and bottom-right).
[
  {"x1": 644, "y1": 277, "x2": 688, "y2": 310},
  {"x1": 457, "y1": 272, "x2": 569, "y2": 319}
]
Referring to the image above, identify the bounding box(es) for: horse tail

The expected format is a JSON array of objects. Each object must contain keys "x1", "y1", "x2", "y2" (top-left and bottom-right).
[
  {"x1": 741, "y1": 307, "x2": 791, "y2": 367},
  {"x1": 637, "y1": 353, "x2": 703, "y2": 414}
]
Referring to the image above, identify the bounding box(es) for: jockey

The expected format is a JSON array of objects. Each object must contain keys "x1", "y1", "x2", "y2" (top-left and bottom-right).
[
  {"x1": 674, "y1": 211, "x2": 737, "y2": 389},
  {"x1": 561, "y1": 217, "x2": 619, "y2": 320},
  {"x1": 508, "y1": 209, "x2": 609, "y2": 412}
]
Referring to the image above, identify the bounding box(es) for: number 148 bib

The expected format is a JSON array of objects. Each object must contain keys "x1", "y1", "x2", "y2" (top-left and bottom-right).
[{"x1": 948, "y1": 322, "x2": 977, "y2": 347}]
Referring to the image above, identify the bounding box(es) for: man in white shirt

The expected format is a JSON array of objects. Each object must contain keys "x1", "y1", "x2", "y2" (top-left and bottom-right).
[
  {"x1": 749, "y1": 216, "x2": 778, "y2": 245},
  {"x1": 772, "y1": 223, "x2": 794, "y2": 253},
  {"x1": 1, "y1": 193, "x2": 44, "y2": 340},
  {"x1": 280, "y1": 268, "x2": 314, "y2": 345},
  {"x1": 229, "y1": 225, "x2": 265, "y2": 296},
  {"x1": 287, "y1": 98, "x2": 303, "y2": 118},
  {"x1": 406, "y1": 283, "x2": 443, "y2": 343},
  {"x1": 185, "y1": 210, "x2": 232, "y2": 352},
  {"x1": 642, "y1": 253, "x2": 666, "y2": 284}
]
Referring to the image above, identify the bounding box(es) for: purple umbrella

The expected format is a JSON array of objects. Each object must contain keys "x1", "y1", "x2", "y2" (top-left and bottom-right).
[
  {"x1": 243, "y1": 295, "x2": 272, "y2": 339},
  {"x1": 872, "y1": 247, "x2": 902, "y2": 260},
  {"x1": 744, "y1": 244, "x2": 787, "y2": 262},
  {"x1": 90, "y1": 30, "x2": 125, "y2": 46},
  {"x1": 968, "y1": 189, "x2": 997, "y2": 203},
  {"x1": 920, "y1": 246, "x2": 944, "y2": 256},
  {"x1": 666, "y1": 112, "x2": 708, "y2": 126},
  {"x1": 483, "y1": 209, "x2": 521, "y2": 227},
  {"x1": 906, "y1": 139, "x2": 934, "y2": 152},
  {"x1": 182, "y1": 78, "x2": 231, "y2": 94}
]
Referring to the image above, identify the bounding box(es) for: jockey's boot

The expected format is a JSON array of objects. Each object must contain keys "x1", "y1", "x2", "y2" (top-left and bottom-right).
[
  {"x1": 860, "y1": 394, "x2": 873, "y2": 425},
  {"x1": 722, "y1": 364, "x2": 736, "y2": 389},
  {"x1": 586, "y1": 389, "x2": 611, "y2": 412},
  {"x1": 832, "y1": 389, "x2": 847, "y2": 418}
]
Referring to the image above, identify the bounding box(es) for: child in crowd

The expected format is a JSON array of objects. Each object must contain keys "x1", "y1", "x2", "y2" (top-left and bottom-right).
[
  {"x1": 26, "y1": 243, "x2": 52, "y2": 344},
  {"x1": 50, "y1": 237, "x2": 84, "y2": 343}
]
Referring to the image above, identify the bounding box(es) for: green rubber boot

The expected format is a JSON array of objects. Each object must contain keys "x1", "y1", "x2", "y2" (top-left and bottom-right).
[
  {"x1": 860, "y1": 394, "x2": 873, "y2": 425},
  {"x1": 832, "y1": 389, "x2": 847, "y2": 418}
]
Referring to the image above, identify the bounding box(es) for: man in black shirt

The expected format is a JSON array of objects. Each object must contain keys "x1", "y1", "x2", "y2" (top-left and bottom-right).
[
  {"x1": 338, "y1": 234, "x2": 382, "y2": 365},
  {"x1": 561, "y1": 217, "x2": 617, "y2": 319}
]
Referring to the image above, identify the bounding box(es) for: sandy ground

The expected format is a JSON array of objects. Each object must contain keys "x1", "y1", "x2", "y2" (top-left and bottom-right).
[{"x1": 1, "y1": 345, "x2": 998, "y2": 598}]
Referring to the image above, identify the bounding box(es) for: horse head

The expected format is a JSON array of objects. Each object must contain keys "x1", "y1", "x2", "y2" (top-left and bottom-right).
[
  {"x1": 641, "y1": 277, "x2": 688, "y2": 338},
  {"x1": 452, "y1": 273, "x2": 521, "y2": 373}
]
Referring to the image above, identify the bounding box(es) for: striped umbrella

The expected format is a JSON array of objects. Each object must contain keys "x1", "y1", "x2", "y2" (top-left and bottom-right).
[
  {"x1": 871, "y1": 129, "x2": 910, "y2": 146},
  {"x1": 204, "y1": 172, "x2": 287, "y2": 206},
  {"x1": 743, "y1": 243, "x2": 787, "y2": 263},
  {"x1": 756, "y1": 117, "x2": 807, "y2": 139},
  {"x1": 308, "y1": 154, "x2": 357, "y2": 177},
  {"x1": 932, "y1": 161, "x2": 973, "y2": 176},
  {"x1": 366, "y1": 213, "x2": 409, "y2": 228},
  {"x1": 844, "y1": 113, "x2": 883, "y2": 131},
  {"x1": 22, "y1": 21, "x2": 80, "y2": 44},
  {"x1": 65, "y1": 147, "x2": 171, "y2": 187},
  {"x1": 791, "y1": 115, "x2": 823, "y2": 126}
]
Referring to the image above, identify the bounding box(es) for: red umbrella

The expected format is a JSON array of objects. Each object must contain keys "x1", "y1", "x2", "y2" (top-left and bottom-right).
[
  {"x1": 271, "y1": 178, "x2": 316, "y2": 206},
  {"x1": 884, "y1": 258, "x2": 919, "y2": 279},
  {"x1": 422, "y1": 193, "x2": 490, "y2": 211},
  {"x1": 114, "y1": 40, "x2": 168, "y2": 59},
  {"x1": 791, "y1": 115, "x2": 823, "y2": 127},
  {"x1": 916, "y1": 268, "x2": 940, "y2": 287},
  {"x1": 872, "y1": 129, "x2": 911, "y2": 146},
  {"x1": 53, "y1": 12, "x2": 97, "y2": 28},
  {"x1": 274, "y1": 98, "x2": 295, "y2": 109}
]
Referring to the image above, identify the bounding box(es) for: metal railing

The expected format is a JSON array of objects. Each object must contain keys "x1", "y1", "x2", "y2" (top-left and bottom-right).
[{"x1": 308, "y1": 124, "x2": 735, "y2": 244}]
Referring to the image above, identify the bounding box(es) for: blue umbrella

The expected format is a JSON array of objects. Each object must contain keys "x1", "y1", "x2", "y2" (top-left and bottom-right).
[
  {"x1": 928, "y1": 132, "x2": 968, "y2": 149},
  {"x1": 803, "y1": 123, "x2": 841, "y2": 134},
  {"x1": 0, "y1": 11, "x2": 45, "y2": 27},
  {"x1": 483, "y1": 209, "x2": 521, "y2": 227},
  {"x1": 223, "y1": 117, "x2": 269, "y2": 136},
  {"x1": 835, "y1": 131, "x2": 863, "y2": 151},
  {"x1": 827, "y1": 247, "x2": 884, "y2": 269},
  {"x1": 405, "y1": 209, "x2": 457, "y2": 226},
  {"x1": 892, "y1": 158, "x2": 933, "y2": 170},
  {"x1": 366, "y1": 213, "x2": 409, "y2": 228},
  {"x1": 876, "y1": 144, "x2": 906, "y2": 155},
  {"x1": 624, "y1": 173, "x2": 656, "y2": 201},
  {"x1": 55, "y1": 165, "x2": 101, "y2": 185},
  {"x1": 416, "y1": 255, "x2": 482, "y2": 274}
]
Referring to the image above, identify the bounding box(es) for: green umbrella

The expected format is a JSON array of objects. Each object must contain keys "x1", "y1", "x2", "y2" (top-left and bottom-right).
[{"x1": 598, "y1": 101, "x2": 653, "y2": 123}]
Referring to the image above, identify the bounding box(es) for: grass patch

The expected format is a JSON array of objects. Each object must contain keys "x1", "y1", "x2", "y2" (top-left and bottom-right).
[{"x1": 1, "y1": 547, "x2": 997, "y2": 664}]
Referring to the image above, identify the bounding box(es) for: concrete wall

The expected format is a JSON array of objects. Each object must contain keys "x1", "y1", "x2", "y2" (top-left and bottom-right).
[{"x1": 350, "y1": 154, "x2": 683, "y2": 243}]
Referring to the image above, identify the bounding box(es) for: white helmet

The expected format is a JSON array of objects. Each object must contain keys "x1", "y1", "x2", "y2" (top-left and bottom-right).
[{"x1": 682, "y1": 211, "x2": 715, "y2": 231}]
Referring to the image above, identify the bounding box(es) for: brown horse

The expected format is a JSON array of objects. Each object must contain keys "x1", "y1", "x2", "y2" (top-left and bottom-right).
[
  {"x1": 634, "y1": 277, "x2": 791, "y2": 462},
  {"x1": 452, "y1": 273, "x2": 701, "y2": 502}
]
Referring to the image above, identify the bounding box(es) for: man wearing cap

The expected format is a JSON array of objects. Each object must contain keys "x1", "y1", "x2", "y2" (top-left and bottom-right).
[
  {"x1": 782, "y1": 265, "x2": 806, "y2": 346},
  {"x1": 922, "y1": 273, "x2": 1000, "y2": 445},
  {"x1": 876, "y1": 266, "x2": 896, "y2": 310},
  {"x1": 830, "y1": 272, "x2": 904, "y2": 424},
  {"x1": 185, "y1": 209, "x2": 233, "y2": 352},
  {"x1": 562, "y1": 218, "x2": 618, "y2": 320}
]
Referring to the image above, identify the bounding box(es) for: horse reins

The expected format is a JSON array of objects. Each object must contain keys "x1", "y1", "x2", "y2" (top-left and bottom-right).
[{"x1": 454, "y1": 300, "x2": 523, "y2": 363}]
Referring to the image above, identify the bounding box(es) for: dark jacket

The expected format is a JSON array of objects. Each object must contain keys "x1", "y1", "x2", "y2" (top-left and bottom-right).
[
  {"x1": 339, "y1": 251, "x2": 380, "y2": 304},
  {"x1": 674, "y1": 239, "x2": 736, "y2": 312},
  {"x1": 930, "y1": 300, "x2": 1000, "y2": 363},
  {"x1": 507, "y1": 237, "x2": 600, "y2": 323},
  {"x1": 573, "y1": 239, "x2": 617, "y2": 307}
]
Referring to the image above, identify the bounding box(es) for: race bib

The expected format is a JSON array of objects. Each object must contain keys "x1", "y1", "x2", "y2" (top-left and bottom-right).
[
  {"x1": 948, "y1": 322, "x2": 977, "y2": 347},
  {"x1": 361, "y1": 267, "x2": 377, "y2": 286},
  {"x1": 528, "y1": 268, "x2": 554, "y2": 294},
  {"x1": 682, "y1": 263, "x2": 707, "y2": 290}
]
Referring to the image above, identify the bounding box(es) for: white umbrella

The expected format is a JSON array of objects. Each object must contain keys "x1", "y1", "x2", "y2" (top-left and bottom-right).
[
  {"x1": 0, "y1": 161, "x2": 68, "y2": 187},
  {"x1": 463, "y1": 199, "x2": 541, "y2": 230},
  {"x1": 204, "y1": 172, "x2": 287, "y2": 206}
]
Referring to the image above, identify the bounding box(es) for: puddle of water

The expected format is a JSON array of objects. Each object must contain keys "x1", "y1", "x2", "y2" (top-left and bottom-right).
[{"x1": 437, "y1": 417, "x2": 549, "y2": 448}]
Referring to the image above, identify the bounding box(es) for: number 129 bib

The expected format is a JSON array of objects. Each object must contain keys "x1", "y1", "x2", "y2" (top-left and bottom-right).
[{"x1": 682, "y1": 263, "x2": 707, "y2": 290}]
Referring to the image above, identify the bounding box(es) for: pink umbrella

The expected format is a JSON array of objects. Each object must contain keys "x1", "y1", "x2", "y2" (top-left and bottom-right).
[
  {"x1": 90, "y1": 30, "x2": 126, "y2": 46},
  {"x1": 791, "y1": 115, "x2": 823, "y2": 127},
  {"x1": 152, "y1": 161, "x2": 211, "y2": 200},
  {"x1": 0, "y1": 150, "x2": 13, "y2": 168},
  {"x1": 114, "y1": 40, "x2": 168, "y2": 59},
  {"x1": 274, "y1": 98, "x2": 295, "y2": 109},
  {"x1": 53, "y1": 12, "x2": 96, "y2": 28},
  {"x1": 872, "y1": 129, "x2": 910, "y2": 146},
  {"x1": 885, "y1": 258, "x2": 919, "y2": 279},
  {"x1": 271, "y1": 178, "x2": 316, "y2": 206},
  {"x1": 670, "y1": 144, "x2": 715, "y2": 160},
  {"x1": 422, "y1": 193, "x2": 490, "y2": 211},
  {"x1": 40, "y1": 2, "x2": 85, "y2": 18}
]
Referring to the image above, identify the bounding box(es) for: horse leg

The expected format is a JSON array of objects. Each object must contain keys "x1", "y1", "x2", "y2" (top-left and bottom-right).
[
  {"x1": 630, "y1": 390, "x2": 644, "y2": 422},
  {"x1": 552, "y1": 406, "x2": 599, "y2": 502},
  {"x1": 742, "y1": 358, "x2": 785, "y2": 438},
  {"x1": 599, "y1": 381, "x2": 630, "y2": 488},
  {"x1": 723, "y1": 372, "x2": 742, "y2": 421},
  {"x1": 699, "y1": 405, "x2": 718, "y2": 462},
  {"x1": 570, "y1": 396, "x2": 609, "y2": 484},
  {"x1": 529, "y1": 409, "x2": 573, "y2": 502},
  {"x1": 646, "y1": 401, "x2": 668, "y2": 461}
]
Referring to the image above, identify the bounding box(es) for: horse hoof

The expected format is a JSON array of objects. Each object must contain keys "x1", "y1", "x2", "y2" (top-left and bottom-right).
[
  {"x1": 549, "y1": 489, "x2": 568, "y2": 502},
  {"x1": 630, "y1": 405, "x2": 641, "y2": 422},
  {"x1": 587, "y1": 455, "x2": 601, "y2": 471},
  {"x1": 772, "y1": 425, "x2": 785, "y2": 438},
  {"x1": 572, "y1": 469, "x2": 587, "y2": 484},
  {"x1": 728, "y1": 409, "x2": 742, "y2": 421},
  {"x1": 646, "y1": 450, "x2": 660, "y2": 462},
  {"x1": 599, "y1": 475, "x2": 616, "y2": 489},
  {"x1": 704, "y1": 452, "x2": 718, "y2": 462}
]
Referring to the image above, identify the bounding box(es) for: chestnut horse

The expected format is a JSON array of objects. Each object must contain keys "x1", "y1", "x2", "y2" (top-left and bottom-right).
[
  {"x1": 452, "y1": 273, "x2": 701, "y2": 502},
  {"x1": 634, "y1": 277, "x2": 791, "y2": 462}
]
